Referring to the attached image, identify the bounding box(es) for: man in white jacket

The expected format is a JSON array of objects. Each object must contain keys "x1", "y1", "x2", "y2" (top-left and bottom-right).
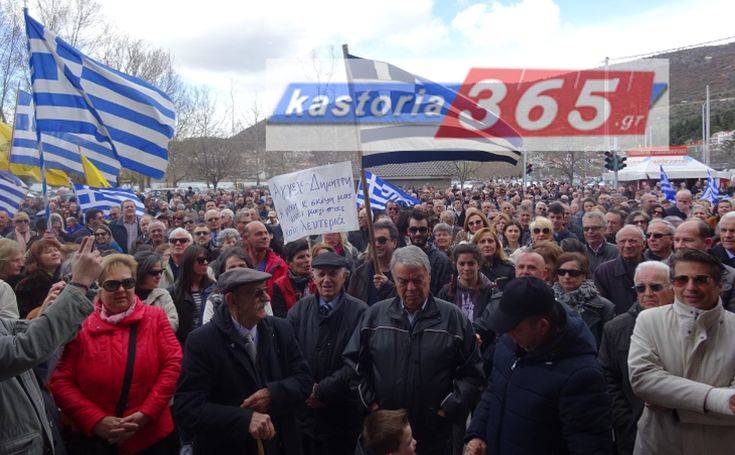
[{"x1": 628, "y1": 248, "x2": 735, "y2": 455}]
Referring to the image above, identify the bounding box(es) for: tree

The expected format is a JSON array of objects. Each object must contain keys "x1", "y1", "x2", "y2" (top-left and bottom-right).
[
  {"x1": 451, "y1": 160, "x2": 481, "y2": 188},
  {"x1": 0, "y1": 2, "x2": 24, "y2": 123}
]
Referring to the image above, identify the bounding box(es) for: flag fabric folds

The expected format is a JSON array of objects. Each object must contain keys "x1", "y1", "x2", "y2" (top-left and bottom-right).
[
  {"x1": 356, "y1": 170, "x2": 419, "y2": 211},
  {"x1": 25, "y1": 11, "x2": 175, "y2": 179},
  {"x1": 345, "y1": 52, "x2": 523, "y2": 167},
  {"x1": 659, "y1": 165, "x2": 676, "y2": 202},
  {"x1": 0, "y1": 173, "x2": 26, "y2": 215},
  {"x1": 73, "y1": 184, "x2": 144, "y2": 216},
  {"x1": 701, "y1": 169, "x2": 719, "y2": 205},
  {"x1": 11, "y1": 89, "x2": 119, "y2": 184},
  {"x1": 81, "y1": 155, "x2": 111, "y2": 188}
]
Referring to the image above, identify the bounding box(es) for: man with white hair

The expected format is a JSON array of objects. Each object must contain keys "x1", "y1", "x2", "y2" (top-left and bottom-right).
[
  {"x1": 344, "y1": 246, "x2": 483, "y2": 455},
  {"x1": 220, "y1": 208, "x2": 235, "y2": 230},
  {"x1": 598, "y1": 261, "x2": 674, "y2": 455},
  {"x1": 644, "y1": 219, "x2": 675, "y2": 262},
  {"x1": 712, "y1": 211, "x2": 735, "y2": 268},
  {"x1": 594, "y1": 225, "x2": 646, "y2": 314},
  {"x1": 161, "y1": 227, "x2": 193, "y2": 288}
]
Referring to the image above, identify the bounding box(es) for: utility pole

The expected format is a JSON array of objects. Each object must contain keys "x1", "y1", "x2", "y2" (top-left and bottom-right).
[{"x1": 705, "y1": 85, "x2": 711, "y2": 166}]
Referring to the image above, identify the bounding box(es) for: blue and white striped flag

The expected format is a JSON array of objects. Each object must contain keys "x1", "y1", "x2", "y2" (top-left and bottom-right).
[
  {"x1": 356, "y1": 171, "x2": 419, "y2": 211},
  {"x1": 11, "y1": 89, "x2": 120, "y2": 184},
  {"x1": 73, "y1": 184, "x2": 144, "y2": 216},
  {"x1": 659, "y1": 165, "x2": 676, "y2": 202},
  {"x1": 701, "y1": 169, "x2": 719, "y2": 205},
  {"x1": 0, "y1": 174, "x2": 27, "y2": 216},
  {"x1": 25, "y1": 11, "x2": 175, "y2": 179}
]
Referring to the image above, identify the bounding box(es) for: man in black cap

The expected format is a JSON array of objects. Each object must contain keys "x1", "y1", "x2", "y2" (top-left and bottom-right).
[
  {"x1": 464, "y1": 277, "x2": 612, "y2": 455},
  {"x1": 286, "y1": 252, "x2": 368, "y2": 455},
  {"x1": 174, "y1": 267, "x2": 312, "y2": 454}
]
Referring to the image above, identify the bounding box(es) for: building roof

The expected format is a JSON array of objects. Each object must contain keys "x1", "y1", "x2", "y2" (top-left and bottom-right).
[{"x1": 367, "y1": 161, "x2": 455, "y2": 179}]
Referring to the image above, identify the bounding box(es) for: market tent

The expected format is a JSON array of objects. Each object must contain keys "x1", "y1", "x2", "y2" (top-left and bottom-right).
[{"x1": 602, "y1": 155, "x2": 729, "y2": 182}]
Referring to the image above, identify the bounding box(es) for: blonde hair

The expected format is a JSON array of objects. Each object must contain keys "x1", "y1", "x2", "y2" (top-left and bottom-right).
[
  {"x1": 310, "y1": 242, "x2": 335, "y2": 257},
  {"x1": 0, "y1": 238, "x2": 22, "y2": 280},
  {"x1": 529, "y1": 216, "x2": 553, "y2": 232},
  {"x1": 472, "y1": 227, "x2": 508, "y2": 261},
  {"x1": 99, "y1": 254, "x2": 137, "y2": 282}
]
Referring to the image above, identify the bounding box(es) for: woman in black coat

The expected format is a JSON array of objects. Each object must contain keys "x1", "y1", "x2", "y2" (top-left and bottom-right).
[
  {"x1": 471, "y1": 228, "x2": 515, "y2": 291},
  {"x1": 169, "y1": 245, "x2": 215, "y2": 345}
]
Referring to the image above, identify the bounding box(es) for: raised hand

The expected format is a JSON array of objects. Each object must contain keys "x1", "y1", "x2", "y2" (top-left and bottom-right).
[{"x1": 71, "y1": 236, "x2": 103, "y2": 288}]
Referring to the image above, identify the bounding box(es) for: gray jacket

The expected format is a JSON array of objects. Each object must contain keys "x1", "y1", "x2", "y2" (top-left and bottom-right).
[{"x1": 0, "y1": 285, "x2": 93, "y2": 455}]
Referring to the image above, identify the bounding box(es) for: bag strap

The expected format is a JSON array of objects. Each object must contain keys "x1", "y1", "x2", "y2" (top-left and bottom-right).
[{"x1": 115, "y1": 323, "x2": 139, "y2": 417}]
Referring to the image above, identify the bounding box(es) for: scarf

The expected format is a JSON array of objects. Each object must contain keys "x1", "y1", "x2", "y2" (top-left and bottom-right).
[
  {"x1": 288, "y1": 268, "x2": 313, "y2": 299},
  {"x1": 552, "y1": 280, "x2": 599, "y2": 314},
  {"x1": 99, "y1": 298, "x2": 137, "y2": 324}
]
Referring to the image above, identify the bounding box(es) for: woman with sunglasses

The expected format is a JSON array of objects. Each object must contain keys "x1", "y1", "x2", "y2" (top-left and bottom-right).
[
  {"x1": 625, "y1": 211, "x2": 651, "y2": 234},
  {"x1": 454, "y1": 209, "x2": 491, "y2": 245},
  {"x1": 552, "y1": 252, "x2": 614, "y2": 349},
  {"x1": 529, "y1": 217, "x2": 555, "y2": 245},
  {"x1": 50, "y1": 254, "x2": 182, "y2": 454},
  {"x1": 647, "y1": 204, "x2": 665, "y2": 220},
  {"x1": 169, "y1": 245, "x2": 215, "y2": 345},
  {"x1": 472, "y1": 227, "x2": 515, "y2": 290},
  {"x1": 134, "y1": 250, "x2": 179, "y2": 330},
  {"x1": 93, "y1": 224, "x2": 124, "y2": 254}
]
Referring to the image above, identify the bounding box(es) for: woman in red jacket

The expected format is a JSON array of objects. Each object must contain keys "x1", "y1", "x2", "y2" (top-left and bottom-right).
[
  {"x1": 50, "y1": 254, "x2": 182, "y2": 454},
  {"x1": 270, "y1": 239, "x2": 315, "y2": 318}
]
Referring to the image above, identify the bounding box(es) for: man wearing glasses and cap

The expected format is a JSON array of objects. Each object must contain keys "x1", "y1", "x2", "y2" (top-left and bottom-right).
[
  {"x1": 598, "y1": 261, "x2": 674, "y2": 455},
  {"x1": 628, "y1": 249, "x2": 735, "y2": 455},
  {"x1": 174, "y1": 268, "x2": 312, "y2": 454},
  {"x1": 464, "y1": 277, "x2": 612, "y2": 455},
  {"x1": 287, "y1": 252, "x2": 368, "y2": 455}
]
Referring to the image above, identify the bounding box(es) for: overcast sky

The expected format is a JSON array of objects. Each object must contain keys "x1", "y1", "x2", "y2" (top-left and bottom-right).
[{"x1": 83, "y1": 0, "x2": 735, "y2": 128}]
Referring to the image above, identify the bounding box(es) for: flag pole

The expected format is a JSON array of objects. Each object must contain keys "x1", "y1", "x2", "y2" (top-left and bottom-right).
[{"x1": 342, "y1": 44, "x2": 380, "y2": 275}]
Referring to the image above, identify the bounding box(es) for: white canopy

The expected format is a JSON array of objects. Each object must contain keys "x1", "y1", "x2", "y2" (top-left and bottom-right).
[{"x1": 602, "y1": 155, "x2": 729, "y2": 182}]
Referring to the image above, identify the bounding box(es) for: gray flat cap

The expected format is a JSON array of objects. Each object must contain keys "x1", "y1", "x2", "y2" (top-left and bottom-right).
[
  {"x1": 218, "y1": 267, "x2": 271, "y2": 294},
  {"x1": 311, "y1": 251, "x2": 349, "y2": 269}
]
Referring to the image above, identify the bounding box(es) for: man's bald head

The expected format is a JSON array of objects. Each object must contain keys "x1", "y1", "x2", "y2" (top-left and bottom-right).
[{"x1": 515, "y1": 252, "x2": 547, "y2": 281}]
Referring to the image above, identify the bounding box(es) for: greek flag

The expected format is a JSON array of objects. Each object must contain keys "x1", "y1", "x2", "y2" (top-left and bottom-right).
[
  {"x1": 73, "y1": 184, "x2": 144, "y2": 216},
  {"x1": 0, "y1": 174, "x2": 26, "y2": 216},
  {"x1": 356, "y1": 171, "x2": 419, "y2": 211},
  {"x1": 345, "y1": 52, "x2": 523, "y2": 167},
  {"x1": 11, "y1": 89, "x2": 119, "y2": 184},
  {"x1": 25, "y1": 11, "x2": 174, "y2": 179},
  {"x1": 701, "y1": 169, "x2": 719, "y2": 205},
  {"x1": 659, "y1": 165, "x2": 676, "y2": 202}
]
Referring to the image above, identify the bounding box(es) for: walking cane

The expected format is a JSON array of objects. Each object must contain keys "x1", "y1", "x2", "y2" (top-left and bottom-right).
[{"x1": 257, "y1": 439, "x2": 265, "y2": 455}]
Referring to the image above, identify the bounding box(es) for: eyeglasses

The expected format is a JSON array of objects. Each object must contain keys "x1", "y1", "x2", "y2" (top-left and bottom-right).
[
  {"x1": 672, "y1": 275, "x2": 713, "y2": 287},
  {"x1": 557, "y1": 268, "x2": 584, "y2": 278},
  {"x1": 375, "y1": 236, "x2": 390, "y2": 245},
  {"x1": 408, "y1": 226, "x2": 429, "y2": 234},
  {"x1": 101, "y1": 278, "x2": 136, "y2": 292},
  {"x1": 170, "y1": 238, "x2": 189, "y2": 245},
  {"x1": 194, "y1": 231, "x2": 210, "y2": 236},
  {"x1": 184, "y1": 220, "x2": 194, "y2": 225},
  {"x1": 467, "y1": 220, "x2": 484, "y2": 227},
  {"x1": 94, "y1": 232, "x2": 108, "y2": 237},
  {"x1": 14, "y1": 219, "x2": 29, "y2": 224},
  {"x1": 646, "y1": 232, "x2": 671, "y2": 240},
  {"x1": 582, "y1": 226, "x2": 603, "y2": 232},
  {"x1": 195, "y1": 257, "x2": 208, "y2": 264},
  {"x1": 147, "y1": 269, "x2": 163, "y2": 277},
  {"x1": 633, "y1": 283, "x2": 665, "y2": 293},
  {"x1": 532, "y1": 228, "x2": 551, "y2": 235}
]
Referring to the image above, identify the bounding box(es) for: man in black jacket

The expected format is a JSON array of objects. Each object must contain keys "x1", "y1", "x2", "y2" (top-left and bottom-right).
[
  {"x1": 406, "y1": 209, "x2": 453, "y2": 295},
  {"x1": 465, "y1": 277, "x2": 612, "y2": 455},
  {"x1": 286, "y1": 252, "x2": 368, "y2": 455},
  {"x1": 598, "y1": 261, "x2": 674, "y2": 455},
  {"x1": 594, "y1": 225, "x2": 645, "y2": 314},
  {"x1": 174, "y1": 268, "x2": 312, "y2": 455},
  {"x1": 109, "y1": 199, "x2": 141, "y2": 253},
  {"x1": 344, "y1": 245, "x2": 484, "y2": 455},
  {"x1": 712, "y1": 212, "x2": 735, "y2": 268}
]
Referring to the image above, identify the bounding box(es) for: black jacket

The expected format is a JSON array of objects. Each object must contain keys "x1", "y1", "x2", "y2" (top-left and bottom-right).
[
  {"x1": 15, "y1": 269, "x2": 60, "y2": 318},
  {"x1": 347, "y1": 260, "x2": 395, "y2": 306},
  {"x1": 480, "y1": 258, "x2": 515, "y2": 291},
  {"x1": 712, "y1": 244, "x2": 735, "y2": 269},
  {"x1": 173, "y1": 303, "x2": 312, "y2": 455},
  {"x1": 585, "y1": 242, "x2": 620, "y2": 275},
  {"x1": 343, "y1": 295, "x2": 484, "y2": 453},
  {"x1": 169, "y1": 282, "x2": 215, "y2": 345},
  {"x1": 286, "y1": 292, "x2": 368, "y2": 446},
  {"x1": 598, "y1": 303, "x2": 643, "y2": 455},
  {"x1": 465, "y1": 305, "x2": 613, "y2": 454},
  {"x1": 593, "y1": 256, "x2": 640, "y2": 315},
  {"x1": 423, "y1": 244, "x2": 453, "y2": 296},
  {"x1": 109, "y1": 217, "x2": 141, "y2": 253}
]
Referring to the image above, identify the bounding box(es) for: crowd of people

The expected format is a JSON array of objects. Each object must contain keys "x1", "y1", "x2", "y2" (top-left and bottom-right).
[{"x1": 3, "y1": 177, "x2": 735, "y2": 455}]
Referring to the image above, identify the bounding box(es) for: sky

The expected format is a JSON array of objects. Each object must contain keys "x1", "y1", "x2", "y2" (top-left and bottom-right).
[{"x1": 87, "y1": 0, "x2": 735, "y2": 128}]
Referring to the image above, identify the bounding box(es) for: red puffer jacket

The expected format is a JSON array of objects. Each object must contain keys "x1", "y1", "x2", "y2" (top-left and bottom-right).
[{"x1": 50, "y1": 298, "x2": 182, "y2": 455}]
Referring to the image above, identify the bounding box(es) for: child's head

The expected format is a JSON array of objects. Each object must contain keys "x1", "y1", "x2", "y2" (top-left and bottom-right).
[{"x1": 362, "y1": 409, "x2": 416, "y2": 455}]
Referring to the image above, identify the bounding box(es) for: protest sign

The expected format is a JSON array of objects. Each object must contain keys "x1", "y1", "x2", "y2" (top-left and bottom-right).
[{"x1": 268, "y1": 161, "x2": 359, "y2": 243}]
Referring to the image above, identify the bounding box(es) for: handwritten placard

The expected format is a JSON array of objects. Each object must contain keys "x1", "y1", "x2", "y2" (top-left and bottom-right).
[{"x1": 268, "y1": 161, "x2": 359, "y2": 243}]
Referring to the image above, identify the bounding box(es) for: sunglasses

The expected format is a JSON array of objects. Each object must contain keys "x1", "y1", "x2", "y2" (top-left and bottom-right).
[
  {"x1": 170, "y1": 238, "x2": 189, "y2": 245},
  {"x1": 14, "y1": 219, "x2": 29, "y2": 224},
  {"x1": 375, "y1": 236, "x2": 390, "y2": 245},
  {"x1": 195, "y1": 257, "x2": 208, "y2": 264},
  {"x1": 557, "y1": 268, "x2": 584, "y2": 278},
  {"x1": 408, "y1": 226, "x2": 429, "y2": 234},
  {"x1": 633, "y1": 219, "x2": 647, "y2": 225},
  {"x1": 646, "y1": 233, "x2": 671, "y2": 240},
  {"x1": 468, "y1": 220, "x2": 484, "y2": 227},
  {"x1": 532, "y1": 228, "x2": 551, "y2": 234},
  {"x1": 672, "y1": 275, "x2": 713, "y2": 287},
  {"x1": 634, "y1": 283, "x2": 665, "y2": 293},
  {"x1": 94, "y1": 232, "x2": 108, "y2": 237},
  {"x1": 582, "y1": 226, "x2": 603, "y2": 232},
  {"x1": 147, "y1": 269, "x2": 163, "y2": 277},
  {"x1": 101, "y1": 278, "x2": 136, "y2": 292},
  {"x1": 184, "y1": 220, "x2": 194, "y2": 225},
  {"x1": 194, "y1": 231, "x2": 210, "y2": 236}
]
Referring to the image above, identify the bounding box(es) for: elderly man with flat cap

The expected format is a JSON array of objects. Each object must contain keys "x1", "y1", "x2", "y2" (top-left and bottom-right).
[
  {"x1": 286, "y1": 251, "x2": 368, "y2": 455},
  {"x1": 174, "y1": 267, "x2": 312, "y2": 455},
  {"x1": 465, "y1": 277, "x2": 612, "y2": 455}
]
